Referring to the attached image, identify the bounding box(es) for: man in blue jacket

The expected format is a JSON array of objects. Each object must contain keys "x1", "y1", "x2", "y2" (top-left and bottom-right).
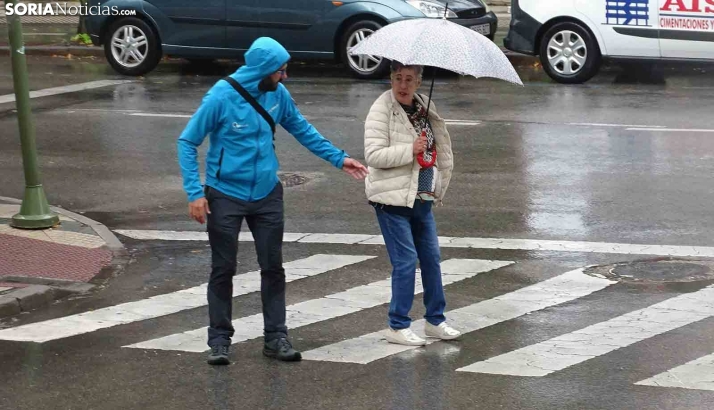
[{"x1": 178, "y1": 37, "x2": 368, "y2": 365}]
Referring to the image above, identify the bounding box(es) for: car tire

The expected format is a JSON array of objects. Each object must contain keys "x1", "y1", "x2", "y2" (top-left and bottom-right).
[
  {"x1": 341, "y1": 20, "x2": 390, "y2": 79},
  {"x1": 104, "y1": 17, "x2": 161, "y2": 76},
  {"x1": 539, "y1": 21, "x2": 601, "y2": 84}
]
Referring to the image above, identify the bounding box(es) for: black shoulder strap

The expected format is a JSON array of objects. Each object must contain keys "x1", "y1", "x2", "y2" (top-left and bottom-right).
[{"x1": 222, "y1": 77, "x2": 276, "y2": 136}]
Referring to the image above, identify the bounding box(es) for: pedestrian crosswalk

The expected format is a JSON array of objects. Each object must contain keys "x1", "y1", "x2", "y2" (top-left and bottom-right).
[
  {"x1": 456, "y1": 284, "x2": 714, "y2": 377},
  {"x1": 3, "y1": 250, "x2": 714, "y2": 392},
  {"x1": 126, "y1": 259, "x2": 513, "y2": 352},
  {"x1": 0, "y1": 254, "x2": 374, "y2": 342},
  {"x1": 302, "y1": 268, "x2": 615, "y2": 364}
]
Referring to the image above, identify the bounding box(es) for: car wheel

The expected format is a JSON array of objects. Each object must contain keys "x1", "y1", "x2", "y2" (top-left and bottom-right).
[
  {"x1": 341, "y1": 20, "x2": 390, "y2": 79},
  {"x1": 104, "y1": 17, "x2": 161, "y2": 76},
  {"x1": 539, "y1": 21, "x2": 601, "y2": 84}
]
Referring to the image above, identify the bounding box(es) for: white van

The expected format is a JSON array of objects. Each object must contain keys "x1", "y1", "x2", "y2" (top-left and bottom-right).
[{"x1": 504, "y1": 0, "x2": 714, "y2": 83}]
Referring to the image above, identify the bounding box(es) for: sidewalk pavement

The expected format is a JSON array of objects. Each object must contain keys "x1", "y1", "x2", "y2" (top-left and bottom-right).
[{"x1": 0, "y1": 196, "x2": 127, "y2": 320}]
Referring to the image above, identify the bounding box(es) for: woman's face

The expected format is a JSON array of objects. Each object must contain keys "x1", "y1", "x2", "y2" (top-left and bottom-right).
[{"x1": 391, "y1": 67, "x2": 422, "y2": 106}]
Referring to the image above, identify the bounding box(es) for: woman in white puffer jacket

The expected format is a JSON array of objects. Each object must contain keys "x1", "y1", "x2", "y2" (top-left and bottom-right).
[{"x1": 364, "y1": 61, "x2": 461, "y2": 347}]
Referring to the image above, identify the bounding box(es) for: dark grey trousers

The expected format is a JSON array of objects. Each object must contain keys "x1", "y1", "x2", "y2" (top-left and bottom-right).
[{"x1": 205, "y1": 183, "x2": 287, "y2": 347}]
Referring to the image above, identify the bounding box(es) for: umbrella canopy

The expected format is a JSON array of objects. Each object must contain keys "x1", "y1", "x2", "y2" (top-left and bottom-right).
[{"x1": 349, "y1": 18, "x2": 523, "y2": 86}]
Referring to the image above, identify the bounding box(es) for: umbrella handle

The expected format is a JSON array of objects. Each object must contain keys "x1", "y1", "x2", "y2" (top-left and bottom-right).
[{"x1": 417, "y1": 130, "x2": 437, "y2": 168}]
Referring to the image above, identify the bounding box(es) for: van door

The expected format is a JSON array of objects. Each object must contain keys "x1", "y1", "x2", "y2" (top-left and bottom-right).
[
  {"x1": 659, "y1": 0, "x2": 714, "y2": 59},
  {"x1": 575, "y1": 0, "x2": 661, "y2": 57}
]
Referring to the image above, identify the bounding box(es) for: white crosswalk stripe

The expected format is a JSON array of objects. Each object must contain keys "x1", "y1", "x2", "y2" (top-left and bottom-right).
[
  {"x1": 114, "y1": 230, "x2": 714, "y2": 258},
  {"x1": 457, "y1": 285, "x2": 714, "y2": 377},
  {"x1": 0, "y1": 80, "x2": 133, "y2": 104},
  {"x1": 0, "y1": 254, "x2": 374, "y2": 343},
  {"x1": 125, "y1": 259, "x2": 513, "y2": 352},
  {"x1": 636, "y1": 353, "x2": 714, "y2": 391},
  {"x1": 302, "y1": 268, "x2": 615, "y2": 364}
]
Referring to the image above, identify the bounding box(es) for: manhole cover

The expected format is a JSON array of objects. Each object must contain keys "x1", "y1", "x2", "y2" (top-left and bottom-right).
[
  {"x1": 586, "y1": 260, "x2": 714, "y2": 283},
  {"x1": 278, "y1": 172, "x2": 309, "y2": 188}
]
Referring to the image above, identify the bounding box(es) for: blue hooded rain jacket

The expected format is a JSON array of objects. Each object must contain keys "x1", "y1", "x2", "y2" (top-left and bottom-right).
[{"x1": 177, "y1": 37, "x2": 347, "y2": 203}]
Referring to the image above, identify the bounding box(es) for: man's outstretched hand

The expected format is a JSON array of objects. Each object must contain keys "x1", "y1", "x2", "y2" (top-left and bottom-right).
[
  {"x1": 342, "y1": 158, "x2": 368, "y2": 180},
  {"x1": 189, "y1": 197, "x2": 211, "y2": 224}
]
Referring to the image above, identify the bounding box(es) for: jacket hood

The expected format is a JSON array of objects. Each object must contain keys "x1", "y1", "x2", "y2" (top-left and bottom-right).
[{"x1": 231, "y1": 37, "x2": 291, "y2": 95}]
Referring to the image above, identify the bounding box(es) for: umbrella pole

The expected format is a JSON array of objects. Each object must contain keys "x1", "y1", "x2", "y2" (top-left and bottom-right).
[
  {"x1": 424, "y1": 66, "x2": 436, "y2": 118},
  {"x1": 424, "y1": 1, "x2": 446, "y2": 118}
]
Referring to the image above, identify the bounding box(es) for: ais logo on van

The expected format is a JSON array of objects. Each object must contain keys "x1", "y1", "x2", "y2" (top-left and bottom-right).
[
  {"x1": 605, "y1": 0, "x2": 651, "y2": 26},
  {"x1": 605, "y1": 0, "x2": 714, "y2": 27},
  {"x1": 605, "y1": 0, "x2": 714, "y2": 33}
]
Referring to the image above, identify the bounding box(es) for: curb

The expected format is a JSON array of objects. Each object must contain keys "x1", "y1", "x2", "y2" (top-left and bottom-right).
[
  {"x1": 0, "y1": 285, "x2": 54, "y2": 316},
  {"x1": 0, "y1": 195, "x2": 124, "y2": 252},
  {"x1": 0, "y1": 196, "x2": 128, "y2": 320},
  {"x1": 503, "y1": 51, "x2": 538, "y2": 67},
  {"x1": 0, "y1": 45, "x2": 103, "y2": 57}
]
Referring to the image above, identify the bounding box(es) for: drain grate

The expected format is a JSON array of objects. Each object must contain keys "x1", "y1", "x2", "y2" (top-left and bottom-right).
[
  {"x1": 586, "y1": 260, "x2": 714, "y2": 283},
  {"x1": 278, "y1": 172, "x2": 309, "y2": 188}
]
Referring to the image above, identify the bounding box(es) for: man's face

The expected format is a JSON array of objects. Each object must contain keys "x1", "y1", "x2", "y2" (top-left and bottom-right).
[{"x1": 260, "y1": 64, "x2": 288, "y2": 92}]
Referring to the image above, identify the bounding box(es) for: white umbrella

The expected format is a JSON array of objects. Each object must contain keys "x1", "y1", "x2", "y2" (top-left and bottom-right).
[
  {"x1": 349, "y1": 16, "x2": 523, "y2": 117},
  {"x1": 349, "y1": 17, "x2": 523, "y2": 86}
]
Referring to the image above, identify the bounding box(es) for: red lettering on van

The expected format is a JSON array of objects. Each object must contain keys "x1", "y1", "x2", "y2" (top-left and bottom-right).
[
  {"x1": 661, "y1": 0, "x2": 714, "y2": 12},
  {"x1": 661, "y1": 0, "x2": 693, "y2": 12},
  {"x1": 705, "y1": 0, "x2": 714, "y2": 13}
]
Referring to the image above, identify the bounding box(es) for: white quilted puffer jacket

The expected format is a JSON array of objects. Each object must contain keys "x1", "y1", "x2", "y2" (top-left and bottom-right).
[{"x1": 364, "y1": 90, "x2": 454, "y2": 207}]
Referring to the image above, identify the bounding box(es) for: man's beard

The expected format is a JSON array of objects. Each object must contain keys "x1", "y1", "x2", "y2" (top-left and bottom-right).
[{"x1": 258, "y1": 77, "x2": 281, "y2": 92}]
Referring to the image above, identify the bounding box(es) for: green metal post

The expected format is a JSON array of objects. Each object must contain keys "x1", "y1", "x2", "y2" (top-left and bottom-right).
[{"x1": 6, "y1": 1, "x2": 59, "y2": 229}]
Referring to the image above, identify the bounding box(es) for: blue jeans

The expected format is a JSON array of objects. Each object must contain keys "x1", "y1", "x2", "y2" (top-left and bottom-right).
[
  {"x1": 375, "y1": 200, "x2": 446, "y2": 330},
  {"x1": 205, "y1": 184, "x2": 287, "y2": 347}
]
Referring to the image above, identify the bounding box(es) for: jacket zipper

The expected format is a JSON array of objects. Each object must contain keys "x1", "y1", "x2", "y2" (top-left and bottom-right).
[
  {"x1": 249, "y1": 114, "x2": 262, "y2": 201},
  {"x1": 216, "y1": 148, "x2": 225, "y2": 180}
]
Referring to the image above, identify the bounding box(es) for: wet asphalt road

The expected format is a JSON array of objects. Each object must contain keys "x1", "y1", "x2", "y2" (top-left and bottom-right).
[
  {"x1": 1, "y1": 56, "x2": 714, "y2": 410},
  {"x1": 2, "y1": 57, "x2": 714, "y2": 244}
]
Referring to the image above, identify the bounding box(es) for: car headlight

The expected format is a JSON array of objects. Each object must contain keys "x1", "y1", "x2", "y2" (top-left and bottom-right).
[{"x1": 405, "y1": 0, "x2": 458, "y2": 18}]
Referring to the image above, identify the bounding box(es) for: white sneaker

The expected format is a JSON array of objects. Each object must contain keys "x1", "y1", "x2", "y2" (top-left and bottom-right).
[
  {"x1": 424, "y1": 322, "x2": 462, "y2": 340},
  {"x1": 384, "y1": 328, "x2": 427, "y2": 346}
]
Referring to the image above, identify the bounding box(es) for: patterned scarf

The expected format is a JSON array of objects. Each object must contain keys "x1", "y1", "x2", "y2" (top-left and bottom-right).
[{"x1": 405, "y1": 99, "x2": 437, "y2": 169}]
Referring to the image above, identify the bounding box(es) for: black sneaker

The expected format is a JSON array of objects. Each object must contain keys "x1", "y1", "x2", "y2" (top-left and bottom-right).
[
  {"x1": 263, "y1": 337, "x2": 302, "y2": 362},
  {"x1": 207, "y1": 345, "x2": 230, "y2": 365}
]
